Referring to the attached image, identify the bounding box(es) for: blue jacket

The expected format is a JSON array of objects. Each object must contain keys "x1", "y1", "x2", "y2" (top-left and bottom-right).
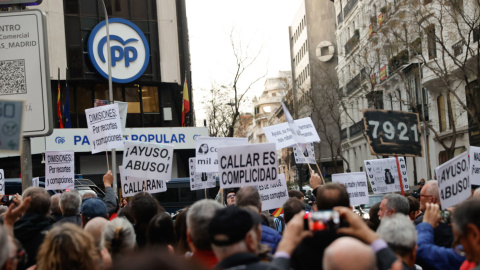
[
  {"x1": 261, "y1": 223, "x2": 282, "y2": 253},
  {"x1": 416, "y1": 222, "x2": 465, "y2": 270}
]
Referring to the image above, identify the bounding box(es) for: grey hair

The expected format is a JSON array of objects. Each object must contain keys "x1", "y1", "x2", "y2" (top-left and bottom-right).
[
  {"x1": 452, "y1": 198, "x2": 480, "y2": 235},
  {"x1": 424, "y1": 180, "x2": 440, "y2": 203},
  {"x1": 0, "y1": 226, "x2": 9, "y2": 268},
  {"x1": 377, "y1": 213, "x2": 417, "y2": 256},
  {"x1": 50, "y1": 194, "x2": 62, "y2": 216},
  {"x1": 101, "y1": 217, "x2": 136, "y2": 257},
  {"x1": 60, "y1": 191, "x2": 82, "y2": 216},
  {"x1": 383, "y1": 193, "x2": 409, "y2": 215},
  {"x1": 186, "y1": 199, "x2": 223, "y2": 250},
  {"x1": 82, "y1": 190, "x2": 97, "y2": 200}
]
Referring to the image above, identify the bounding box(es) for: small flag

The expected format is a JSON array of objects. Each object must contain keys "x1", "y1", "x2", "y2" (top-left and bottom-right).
[
  {"x1": 64, "y1": 70, "x2": 71, "y2": 128},
  {"x1": 57, "y1": 69, "x2": 63, "y2": 129},
  {"x1": 272, "y1": 207, "x2": 283, "y2": 217},
  {"x1": 182, "y1": 76, "x2": 190, "y2": 127}
]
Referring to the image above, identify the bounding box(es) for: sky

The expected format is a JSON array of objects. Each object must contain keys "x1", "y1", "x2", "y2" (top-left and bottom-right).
[{"x1": 185, "y1": 0, "x2": 302, "y2": 126}]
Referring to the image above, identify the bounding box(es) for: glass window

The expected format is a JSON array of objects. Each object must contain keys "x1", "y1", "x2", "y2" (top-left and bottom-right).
[
  {"x1": 131, "y1": 0, "x2": 148, "y2": 19},
  {"x1": 141, "y1": 86, "x2": 159, "y2": 113},
  {"x1": 437, "y1": 95, "x2": 446, "y2": 132},
  {"x1": 94, "y1": 84, "x2": 123, "y2": 101},
  {"x1": 65, "y1": 1, "x2": 79, "y2": 14},
  {"x1": 81, "y1": 0, "x2": 98, "y2": 16},
  {"x1": 125, "y1": 86, "x2": 141, "y2": 113},
  {"x1": 76, "y1": 84, "x2": 93, "y2": 128},
  {"x1": 113, "y1": 0, "x2": 129, "y2": 17},
  {"x1": 427, "y1": 25, "x2": 437, "y2": 60}
]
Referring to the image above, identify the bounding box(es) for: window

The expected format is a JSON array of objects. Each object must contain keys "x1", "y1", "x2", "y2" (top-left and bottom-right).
[
  {"x1": 397, "y1": 89, "x2": 402, "y2": 110},
  {"x1": 437, "y1": 95, "x2": 446, "y2": 132},
  {"x1": 448, "y1": 92, "x2": 456, "y2": 129},
  {"x1": 426, "y1": 25, "x2": 437, "y2": 59}
]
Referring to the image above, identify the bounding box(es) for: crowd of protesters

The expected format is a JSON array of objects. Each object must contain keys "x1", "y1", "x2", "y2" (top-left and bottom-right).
[{"x1": 0, "y1": 169, "x2": 480, "y2": 270}]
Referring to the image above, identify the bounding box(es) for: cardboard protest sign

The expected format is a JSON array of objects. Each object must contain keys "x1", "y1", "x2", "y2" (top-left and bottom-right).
[
  {"x1": 255, "y1": 173, "x2": 289, "y2": 211},
  {"x1": 364, "y1": 157, "x2": 409, "y2": 194},
  {"x1": 0, "y1": 169, "x2": 4, "y2": 195},
  {"x1": 294, "y1": 143, "x2": 315, "y2": 164},
  {"x1": 32, "y1": 177, "x2": 40, "y2": 188},
  {"x1": 0, "y1": 100, "x2": 24, "y2": 153},
  {"x1": 119, "y1": 167, "x2": 167, "y2": 198},
  {"x1": 217, "y1": 142, "x2": 278, "y2": 189},
  {"x1": 122, "y1": 141, "x2": 174, "y2": 180},
  {"x1": 436, "y1": 152, "x2": 470, "y2": 209},
  {"x1": 470, "y1": 146, "x2": 480, "y2": 186},
  {"x1": 332, "y1": 172, "x2": 369, "y2": 205},
  {"x1": 189, "y1": 158, "x2": 216, "y2": 190},
  {"x1": 195, "y1": 137, "x2": 248, "y2": 173},
  {"x1": 45, "y1": 151, "x2": 75, "y2": 190},
  {"x1": 85, "y1": 103, "x2": 124, "y2": 154},
  {"x1": 263, "y1": 118, "x2": 320, "y2": 150}
]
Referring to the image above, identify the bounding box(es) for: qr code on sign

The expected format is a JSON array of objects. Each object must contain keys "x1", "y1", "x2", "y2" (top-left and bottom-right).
[{"x1": 0, "y1": 59, "x2": 27, "y2": 95}]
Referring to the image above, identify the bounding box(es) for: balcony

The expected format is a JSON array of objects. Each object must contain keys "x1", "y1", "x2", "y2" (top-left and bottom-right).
[
  {"x1": 349, "y1": 120, "x2": 365, "y2": 138},
  {"x1": 346, "y1": 72, "x2": 361, "y2": 95},
  {"x1": 343, "y1": 0, "x2": 358, "y2": 19},
  {"x1": 410, "y1": 37, "x2": 422, "y2": 57},
  {"x1": 337, "y1": 12, "x2": 343, "y2": 25},
  {"x1": 344, "y1": 29, "x2": 360, "y2": 55},
  {"x1": 452, "y1": 40, "x2": 464, "y2": 57},
  {"x1": 388, "y1": 49, "x2": 409, "y2": 73},
  {"x1": 341, "y1": 128, "x2": 348, "y2": 140}
]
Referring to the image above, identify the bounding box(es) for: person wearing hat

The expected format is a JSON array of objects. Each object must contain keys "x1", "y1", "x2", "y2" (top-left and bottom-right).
[
  {"x1": 209, "y1": 206, "x2": 311, "y2": 270},
  {"x1": 81, "y1": 197, "x2": 108, "y2": 228}
]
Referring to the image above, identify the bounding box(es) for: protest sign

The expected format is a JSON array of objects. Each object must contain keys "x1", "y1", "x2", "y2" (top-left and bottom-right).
[
  {"x1": 436, "y1": 152, "x2": 470, "y2": 209},
  {"x1": 119, "y1": 167, "x2": 167, "y2": 198},
  {"x1": 470, "y1": 146, "x2": 480, "y2": 186},
  {"x1": 364, "y1": 157, "x2": 409, "y2": 194},
  {"x1": 294, "y1": 143, "x2": 315, "y2": 164},
  {"x1": 32, "y1": 177, "x2": 40, "y2": 188},
  {"x1": 0, "y1": 169, "x2": 4, "y2": 195},
  {"x1": 0, "y1": 100, "x2": 24, "y2": 153},
  {"x1": 85, "y1": 103, "x2": 124, "y2": 154},
  {"x1": 189, "y1": 158, "x2": 216, "y2": 190},
  {"x1": 263, "y1": 117, "x2": 320, "y2": 150},
  {"x1": 217, "y1": 142, "x2": 278, "y2": 189},
  {"x1": 45, "y1": 151, "x2": 75, "y2": 190},
  {"x1": 122, "y1": 141, "x2": 174, "y2": 180},
  {"x1": 195, "y1": 137, "x2": 248, "y2": 173},
  {"x1": 332, "y1": 172, "x2": 369, "y2": 205},
  {"x1": 255, "y1": 173, "x2": 289, "y2": 211}
]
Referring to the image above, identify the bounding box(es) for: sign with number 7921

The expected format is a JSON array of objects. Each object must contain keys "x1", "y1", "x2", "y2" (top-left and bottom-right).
[{"x1": 362, "y1": 109, "x2": 423, "y2": 157}]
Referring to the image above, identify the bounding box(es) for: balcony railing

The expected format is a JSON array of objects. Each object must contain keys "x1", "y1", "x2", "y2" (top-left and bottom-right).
[
  {"x1": 389, "y1": 49, "x2": 409, "y2": 73},
  {"x1": 337, "y1": 12, "x2": 343, "y2": 25},
  {"x1": 341, "y1": 128, "x2": 348, "y2": 140},
  {"x1": 343, "y1": 0, "x2": 358, "y2": 19},
  {"x1": 452, "y1": 40, "x2": 464, "y2": 57},
  {"x1": 410, "y1": 37, "x2": 422, "y2": 56},
  {"x1": 345, "y1": 29, "x2": 360, "y2": 55},
  {"x1": 349, "y1": 120, "x2": 365, "y2": 137},
  {"x1": 346, "y1": 72, "x2": 361, "y2": 95}
]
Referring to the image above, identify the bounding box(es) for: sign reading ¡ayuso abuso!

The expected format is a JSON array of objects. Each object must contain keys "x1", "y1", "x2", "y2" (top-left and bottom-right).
[
  {"x1": 88, "y1": 18, "x2": 150, "y2": 83},
  {"x1": 436, "y1": 152, "x2": 471, "y2": 209},
  {"x1": 363, "y1": 109, "x2": 423, "y2": 157}
]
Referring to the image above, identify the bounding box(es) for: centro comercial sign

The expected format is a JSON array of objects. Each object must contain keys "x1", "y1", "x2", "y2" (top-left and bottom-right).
[{"x1": 87, "y1": 18, "x2": 150, "y2": 83}]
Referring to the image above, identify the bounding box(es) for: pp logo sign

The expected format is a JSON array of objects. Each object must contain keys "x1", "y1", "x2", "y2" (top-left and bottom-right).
[{"x1": 88, "y1": 18, "x2": 150, "y2": 83}]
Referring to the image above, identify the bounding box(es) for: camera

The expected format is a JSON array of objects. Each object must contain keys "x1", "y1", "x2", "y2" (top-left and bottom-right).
[
  {"x1": 440, "y1": 210, "x2": 451, "y2": 224},
  {"x1": 304, "y1": 210, "x2": 341, "y2": 231}
]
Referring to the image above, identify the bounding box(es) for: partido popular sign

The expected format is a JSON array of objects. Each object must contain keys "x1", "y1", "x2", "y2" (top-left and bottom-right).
[
  {"x1": 436, "y1": 152, "x2": 470, "y2": 209},
  {"x1": 217, "y1": 143, "x2": 278, "y2": 189},
  {"x1": 44, "y1": 151, "x2": 75, "y2": 190}
]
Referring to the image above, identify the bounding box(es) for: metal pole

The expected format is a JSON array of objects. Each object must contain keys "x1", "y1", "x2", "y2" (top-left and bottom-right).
[
  {"x1": 21, "y1": 137, "x2": 32, "y2": 192},
  {"x1": 100, "y1": 0, "x2": 117, "y2": 195},
  {"x1": 395, "y1": 155, "x2": 405, "y2": 196}
]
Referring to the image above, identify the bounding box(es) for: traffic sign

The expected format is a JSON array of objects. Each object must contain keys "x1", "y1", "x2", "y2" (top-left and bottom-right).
[{"x1": 0, "y1": 100, "x2": 23, "y2": 153}]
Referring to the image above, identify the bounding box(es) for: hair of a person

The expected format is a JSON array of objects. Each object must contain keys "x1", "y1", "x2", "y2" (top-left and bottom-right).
[
  {"x1": 235, "y1": 186, "x2": 261, "y2": 210},
  {"x1": 50, "y1": 194, "x2": 62, "y2": 216},
  {"x1": 288, "y1": 190, "x2": 304, "y2": 200},
  {"x1": 118, "y1": 206, "x2": 135, "y2": 224},
  {"x1": 84, "y1": 217, "x2": 109, "y2": 249},
  {"x1": 36, "y1": 223, "x2": 100, "y2": 270},
  {"x1": 316, "y1": 183, "x2": 350, "y2": 210},
  {"x1": 0, "y1": 225, "x2": 10, "y2": 268},
  {"x1": 383, "y1": 193, "x2": 409, "y2": 215},
  {"x1": 101, "y1": 217, "x2": 136, "y2": 259},
  {"x1": 366, "y1": 202, "x2": 381, "y2": 231},
  {"x1": 22, "y1": 187, "x2": 51, "y2": 216},
  {"x1": 113, "y1": 248, "x2": 208, "y2": 270},
  {"x1": 283, "y1": 197, "x2": 305, "y2": 223},
  {"x1": 406, "y1": 196, "x2": 420, "y2": 214},
  {"x1": 424, "y1": 180, "x2": 440, "y2": 203},
  {"x1": 452, "y1": 198, "x2": 480, "y2": 235},
  {"x1": 224, "y1": 188, "x2": 237, "y2": 205},
  {"x1": 81, "y1": 190, "x2": 97, "y2": 200},
  {"x1": 377, "y1": 213, "x2": 417, "y2": 256},
  {"x1": 147, "y1": 212, "x2": 175, "y2": 248},
  {"x1": 186, "y1": 199, "x2": 222, "y2": 250},
  {"x1": 130, "y1": 193, "x2": 163, "y2": 225},
  {"x1": 174, "y1": 207, "x2": 190, "y2": 255},
  {"x1": 59, "y1": 191, "x2": 82, "y2": 216}
]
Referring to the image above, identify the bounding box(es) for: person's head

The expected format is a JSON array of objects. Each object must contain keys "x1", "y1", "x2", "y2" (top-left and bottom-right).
[
  {"x1": 452, "y1": 198, "x2": 480, "y2": 263},
  {"x1": 82, "y1": 190, "x2": 97, "y2": 200},
  {"x1": 378, "y1": 194, "x2": 409, "y2": 219},
  {"x1": 101, "y1": 217, "x2": 136, "y2": 259},
  {"x1": 473, "y1": 187, "x2": 480, "y2": 199},
  {"x1": 36, "y1": 223, "x2": 100, "y2": 270},
  {"x1": 174, "y1": 208, "x2": 190, "y2": 255},
  {"x1": 50, "y1": 194, "x2": 61, "y2": 216},
  {"x1": 59, "y1": 190, "x2": 81, "y2": 216},
  {"x1": 235, "y1": 186, "x2": 261, "y2": 211},
  {"x1": 377, "y1": 214, "x2": 417, "y2": 267},
  {"x1": 147, "y1": 212, "x2": 175, "y2": 248},
  {"x1": 366, "y1": 202, "x2": 381, "y2": 231},
  {"x1": 113, "y1": 249, "x2": 207, "y2": 270},
  {"x1": 323, "y1": 237, "x2": 376, "y2": 270},
  {"x1": 22, "y1": 187, "x2": 51, "y2": 216},
  {"x1": 186, "y1": 199, "x2": 223, "y2": 251},
  {"x1": 406, "y1": 196, "x2": 420, "y2": 221},
  {"x1": 199, "y1": 144, "x2": 209, "y2": 154},
  {"x1": 283, "y1": 197, "x2": 305, "y2": 224},
  {"x1": 418, "y1": 178, "x2": 425, "y2": 187},
  {"x1": 288, "y1": 190, "x2": 304, "y2": 200},
  {"x1": 130, "y1": 193, "x2": 161, "y2": 225},
  {"x1": 84, "y1": 217, "x2": 109, "y2": 249},
  {"x1": 81, "y1": 198, "x2": 108, "y2": 227},
  {"x1": 0, "y1": 225, "x2": 10, "y2": 269},
  {"x1": 225, "y1": 188, "x2": 237, "y2": 206},
  {"x1": 420, "y1": 180, "x2": 440, "y2": 211},
  {"x1": 316, "y1": 183, "x2": 350, "y2": 210},
  {"x1": 209, "y1": 206, "x2": 260, "y2": 260}
]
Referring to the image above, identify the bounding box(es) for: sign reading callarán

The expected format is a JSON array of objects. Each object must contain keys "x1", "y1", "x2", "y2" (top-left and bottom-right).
[
  {"x1": 119, "y1": 167, "x2": 167, "y2": 198},
  {"x1": 363, "y1": 109, "x2": 423, "y2": 157}
]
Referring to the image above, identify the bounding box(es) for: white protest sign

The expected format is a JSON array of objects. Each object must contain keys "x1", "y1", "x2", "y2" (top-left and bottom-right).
[
  {"x1": 45, "y1": 151, "x2": 75, "y2": 190},
  {"x1": 32, "y1": 177, "x2": 40, "y2": 188},
  {"x1": 0, "y1": 100, "x2": 24, "y2": 153},
  {"x1": 217, "y1": 142, "x2": 278, "y2": 188},
  {"x1": 114, "y1": 101, "x2": 128, "y2": 131},
  {"x1": 436, "y1": 152, "x2": 470, "y2": 209},
  {"x1": 332, "y1": 172, "x2": 369, "y2": 205},
  {"x1": 195, "y1": 137, "x2": 248, "y2": 173},
  {"x1": 85, "y1": 103, "x2": 124, "y2": 154},
  {"x1": 122, "y1": 141, "x2": 174, "y2": 180},
  {"x1": 364, "y1": 157, "x2": 409, "y2": 194},
  {"x1": 119, "y1": 167, "x2": 167, "y2": 198},
  {"x1": 189, "y1": 158, "x2": 216, "y2": 190},
  {"x1": 470, "y1": 146, "x2": 480, "y2": 186},
  {"x1": 0, "y1": 169, "x2": 4, "y2": 195},
  {"x1": 263, "y1": 117, "x2": 320, "y2": 150},
  {"x1": 255, "y1": 173, "x2": 289, "y2": 211},
  {"x1": 294, "y1": 143, "x2": 315, "y2": 164}
]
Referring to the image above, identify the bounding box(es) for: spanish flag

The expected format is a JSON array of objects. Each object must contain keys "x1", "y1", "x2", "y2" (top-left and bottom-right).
[
  {"x1": 182, "y1": 76, "x2": 190, "y2": 127},
  {"x1": 272, "y1": 207, "x2": 283, "y2": 217}
]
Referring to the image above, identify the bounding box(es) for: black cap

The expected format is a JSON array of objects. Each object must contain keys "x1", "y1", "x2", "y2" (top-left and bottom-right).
[{"x1": 208, "y1": 206, "x2": 254, "y2": 246}]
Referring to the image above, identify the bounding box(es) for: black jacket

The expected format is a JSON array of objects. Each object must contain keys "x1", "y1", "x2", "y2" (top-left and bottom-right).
[
  {"x1": 56, "y1": 214, "x2": 82, "y2": 227},
  {"x1": 14, "y1": 212, "x2": 53, "y2": 268},
  {"x1": 216, "y1": 252, "x2": 289, "y2": 270},
  {"x1": 414, "y1": 213, "x2": 453, "y2": 247}
]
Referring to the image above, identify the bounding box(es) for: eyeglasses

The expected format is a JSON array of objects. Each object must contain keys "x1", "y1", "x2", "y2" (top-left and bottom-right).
[{"x1": 227, "y1": 194, "x2": 236, "y2": 199}]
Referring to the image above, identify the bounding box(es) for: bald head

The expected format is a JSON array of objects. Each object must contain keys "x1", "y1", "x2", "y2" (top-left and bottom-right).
[
  {"x1": 84, "y1": 217, "x2": 109, "y2": 249},
  {"x1": 50, "y1": 193, "x2": 61, "y2": 216},
  {"x1": 323, "y1": 237, "x2": 376, "y2": 270},
  {"x1": 473, "y1": 188, "x2": 480, "y2": 198}
]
